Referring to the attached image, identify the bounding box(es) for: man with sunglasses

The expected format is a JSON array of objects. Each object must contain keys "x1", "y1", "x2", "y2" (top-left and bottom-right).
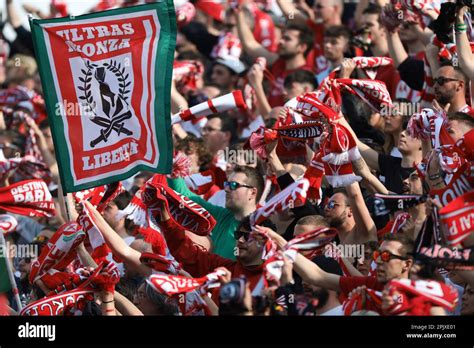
[
  {"x1": 168, "y1": 165, "x2": 263, "y2": 259},
  {"x1": 434, "y1": 62, "x2": 474, "y2": 116},
  {"x1": 286, "y1": 233, "x2": 416, "y2": 312}
]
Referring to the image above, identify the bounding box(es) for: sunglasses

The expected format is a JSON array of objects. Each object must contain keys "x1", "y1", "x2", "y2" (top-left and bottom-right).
[
  {"x1": 234, "y1": 229, "x2": 251, "y2": 241},
  {"x1": 373, "y1": 250, "x2": 408, "y2": 263},
  {"x1": 224, "y1": 181, "x2": 254, "y2": 191},
  {"x1": 325, "y1": 201, "x2": 346, "y2": 210},
  {"x1": 433, "y1": 77, "x2": 461, "y2": 86}
]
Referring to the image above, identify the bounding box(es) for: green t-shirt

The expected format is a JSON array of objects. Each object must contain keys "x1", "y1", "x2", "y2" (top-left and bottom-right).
[{"x1": 167, "y1": 178, "x2": 239, "y2": 260}]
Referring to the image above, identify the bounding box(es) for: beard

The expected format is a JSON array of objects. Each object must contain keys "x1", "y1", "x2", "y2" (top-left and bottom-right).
[
  {"x1": 307, "y1": 287, "x2": 330, "y2": 310},
  {"x1": 435, "y1": 90, "x2": 455, "y2": 106},
  {"x1": 328, "y1": 213, "x2": 346, "y2": 229}
]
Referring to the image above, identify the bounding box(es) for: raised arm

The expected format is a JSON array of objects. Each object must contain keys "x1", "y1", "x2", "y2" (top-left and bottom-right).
[
  {"x1": 293, "y1": 253, "x2": 341, "y2": 291},
  {"x1": 235, "y1": 6, "x2": 278, "y2": 65},
  {"x1": 83, "y1": 201, "x2": 151, "y2": 277},
  {"x1": 455, "y1": 6, "x2": 474, "y2": 80},
  {"x1": 275, "y1": 0, "x2": 310, "y2": 25},
  {"x1": 346, "y1": 182, "x2": 377, "y2": 242},
  {"x1": 247, "y1": 62, "x2": 272, "y2": 119},
  {"x1": 386, "y1": 30, "x2": 409, "y2": 68}
]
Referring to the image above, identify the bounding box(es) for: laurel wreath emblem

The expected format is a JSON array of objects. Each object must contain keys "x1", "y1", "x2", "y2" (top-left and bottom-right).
[{"x1": 78, "y1": 59, "x2": 132, "y2": 117}]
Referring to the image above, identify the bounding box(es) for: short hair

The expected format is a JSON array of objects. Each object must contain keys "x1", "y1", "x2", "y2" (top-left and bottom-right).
[
  {"x1": 439, "y1": 61, "x2": 468, "y2": 85},
  {"x1": 448, "y1": 112, "x2": 474, "y2": 128},
  {"x1": 382, "y1": 233, "x2": 415, "y2": 258},
  {"x1": 237, "y1": 215, "x2": 276, "y2": 232},
  {"x1": 362, "y1": 3, "x2": 382, "y2": 16},
  {"x1": 284, "y1": 70, "x2": 318, "y2": 90},
  {"x1": 295, "y1": 215, "x2": 329, "y2": 228},
  {"x1": 208, "y1": 112, "x2": 238, "y2": 143},
  {"x1": 233, "y1": 165, "x2": 264, "y2": 201},
  {"x1": 175, "y1": 135, "x2": 213, "y2": 169},
  {"x1": 324, "y1": 25, "x2": 352, "y2": 41},
  {"x1": 285, "y1": 22, "x2": 314, "y2": 56},
  {"x1": 145, "y1": 282, "x2": 180, "y2": 315},
  {"x1": 113, "y1": 191, "x2": 133, "y2": 210}
]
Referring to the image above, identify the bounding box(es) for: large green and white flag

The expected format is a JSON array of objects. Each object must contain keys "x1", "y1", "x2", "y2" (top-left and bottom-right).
[{"x1": 29, "y1": 1, "x2": 176, "y2": 192}]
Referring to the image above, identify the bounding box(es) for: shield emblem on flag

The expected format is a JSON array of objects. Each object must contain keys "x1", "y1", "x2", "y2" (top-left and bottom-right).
[{"x1": 29, "y1": 2, "x2": 176, "y2": 192}]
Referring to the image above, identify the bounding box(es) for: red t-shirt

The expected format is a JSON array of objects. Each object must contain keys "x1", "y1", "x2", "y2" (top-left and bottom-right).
[{"x1": 268, "y1": 58, "x2": 313, "y2": 107}]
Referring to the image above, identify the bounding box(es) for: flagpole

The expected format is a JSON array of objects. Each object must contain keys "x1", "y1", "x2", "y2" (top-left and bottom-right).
[{"x1": 0, "y1": 232, "x2": 22, "y2": 311}]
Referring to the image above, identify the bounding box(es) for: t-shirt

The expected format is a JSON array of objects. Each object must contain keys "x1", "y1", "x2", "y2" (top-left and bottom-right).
[
  {"x1": 268, "y1": 58, "x2": 313, "y2": 107},
  {"x1": 459, "y1": 104, "x2": 474, "y2": 117},
  {"x1": 378, "y1": 154, "x2": 414, "y2": 194},
  {"x1": 339, "y1": 276, "x2": 384, "y2": 297},
  {"x1": 167, "y1": 177, "x2": 240, "y2": 260}
]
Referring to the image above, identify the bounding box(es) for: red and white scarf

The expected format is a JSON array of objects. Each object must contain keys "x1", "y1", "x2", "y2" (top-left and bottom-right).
[
  {"x1": 0, "y1": 179, "x2": 55, "y2": 217},
  {"x1": 250, "y1": 179, "x2": 309, "y2": 226},
  {"x1": 343, "y1": 288, "x2": 383, "y2": 315},
  {"x1": 0, "y1": 214, "x2": 18, "y2": 235},
  {"x1": 407, "y1": 108, "x2": 454, "y2": 148},
  {"x1": 147, "y1": 268, "x2": 227, "y2": 296},
  {"x1": 439, "y1": 191, "x2": 474, "y2": 247},
  {"x1": 327, "y1": 57, "x2": 393, "y2": 80},
  {"x1": 384, "y1": 278, "x2": 458, "y2": 315},
  {"x1": 29, "y1": 222, "x2": 86, "y2": 284},
  {"x1": 304, "y1": 150, "x2": 325, "y2": 201},
  {"x1": 171, "y1": 90, "x2": 246, "y2": 125},
  {"x1": 210, "y1": 32, "x2": 242, "y2": 60},
  {"x1": 118, "y1": 175, "x2": 216, "y2": 236},
  {"x1": 173, "y1": 60, "x2": 204, "y2": 94}
]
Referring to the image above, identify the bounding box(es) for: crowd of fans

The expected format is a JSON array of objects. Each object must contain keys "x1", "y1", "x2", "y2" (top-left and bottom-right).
[{"x1": 1, "y1": 0, "x2": 474, "y2": 317}]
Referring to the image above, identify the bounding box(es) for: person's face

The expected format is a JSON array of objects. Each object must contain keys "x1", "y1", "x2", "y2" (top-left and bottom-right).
[
  {"x1": 0, "y1": 135, "x2": 20, "y2": 158},
  {"x1": 324, "y1": 193, "x2": 350, "y2": 228},
  {"x1": 133, "y1": 283, "x2": 158, "y2": 315},
  {"x1": 236, "y1": 230, "x2": 265, "y2": 266},
  {"x1": 278, "y1": 30, "x2": 304, "y2": 59},
  {"x1": 399, "y1": 22, "x2": 418, "y2": 42},
  {"x1": 202, "y1": 117, "x2": 228, "y2": 153},
  {"x1": 41, "y1": 127, "x2": 54, "y2": 153},
  {"x1": 383, "y1": 114, "x2": 403, "y2": 135},
  {"x1": 210, "y1": 64, "x2": 236, "y2": 90},
  {"x1": 374, "y1": 241, "x2": 411, "y2": 283},
  {"x1": 356, "y1": 246, "x2": 374, "y2": 276},
  {"x1": 302, "y1": 282, "x2": 330, "y2": 309},
  {"x1": 314, "y1": 0, "x2": 338, "y2": 24},
  {"x1": 323, "y1": 36, "x2": 348, "y2": 63},
  {"x1": 284, "y1": 82, "x2": 313, "y2": 102},
  {"x1": 434, "y1": 66, "x2": 464, "y2": 106},
  {"x1": 362, "y1": 14, "x2": 384, "y2": 44},
  {"x1": 402, "y1": 171, "x2": 423, "y2": 195},
  {"x1": 461, "y1": 284, "x2": 474, "y2": 315},
  {"x1": 18, "y1": 257, "x2": 33, "y2": 281},
  {"x1": 225, "y1": 172, "x2": 257, "y2": 212},
  {"x1": 448, "y1": 119, "x2": 472, "y2": 142},
  {"x1": 398, "y1": 130, "x2": 421, "y2": 155},
  {"x1": 294, "y1": 223, "x2": 327, "y2": 256},
  {"x1": 102, "y1": 202, "x2": 122, "y2": 229}
]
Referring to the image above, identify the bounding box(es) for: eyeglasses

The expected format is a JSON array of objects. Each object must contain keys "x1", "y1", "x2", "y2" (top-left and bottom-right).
[
  {"x1": 373, "y1": 250, "x2": 408, "y2": 263},
  {"x1": 433, "y1": 76, "x2": 462, "y2": 86},
  {"x1": 325, "y1": 201, "x2": 346, "y2": 210},
  {"x1": 224, "y1": 181, "x2": 254, "y2": 191}
]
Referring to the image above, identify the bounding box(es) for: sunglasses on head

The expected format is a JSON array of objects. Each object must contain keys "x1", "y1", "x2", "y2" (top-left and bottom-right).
[
  {"x1": 373, "y1": 250, "x2": 408, "y2": 263},
  {"x1": 224, "y1": 181, "x2": 254, "y2": 191},
  {"x1": 433, "y1": 76, "x2": 461, "y2": 86}
]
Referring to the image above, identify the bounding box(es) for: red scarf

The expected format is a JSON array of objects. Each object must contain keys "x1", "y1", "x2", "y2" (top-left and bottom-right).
[
  {"x1": 0, "y1": 179, "x2": 55, "y2": 217},
  {"x1": 29, "y1": 222, "x2": 86, "y2": 284},
  {"x1": 250, "y1": 179, "x2": 309, "y2": 225},
  {"x1": 343, "y1": 288, "x2": 383, "y2": 315},
  {"x1": 384, "y1": 279, "x2": 458, "y2": 315},
  {"x1": 304, "y1": 150, "x2": 325, "y2": 201},
  {"x1": 439, "y1": 191, "x2": 474, "y2": 247},
  {"x1": 119, "y1": 175, "x2": 216, "y2": 236},
  {"x1": 173, "y1": 60, "x2": 204, "y2": 94},
  {"x1": 407, "y1": 108, "x2": 454, "y2": 148},
  {"x1": 147, "y1": 269, "x2": 227, "y2": 296}
]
